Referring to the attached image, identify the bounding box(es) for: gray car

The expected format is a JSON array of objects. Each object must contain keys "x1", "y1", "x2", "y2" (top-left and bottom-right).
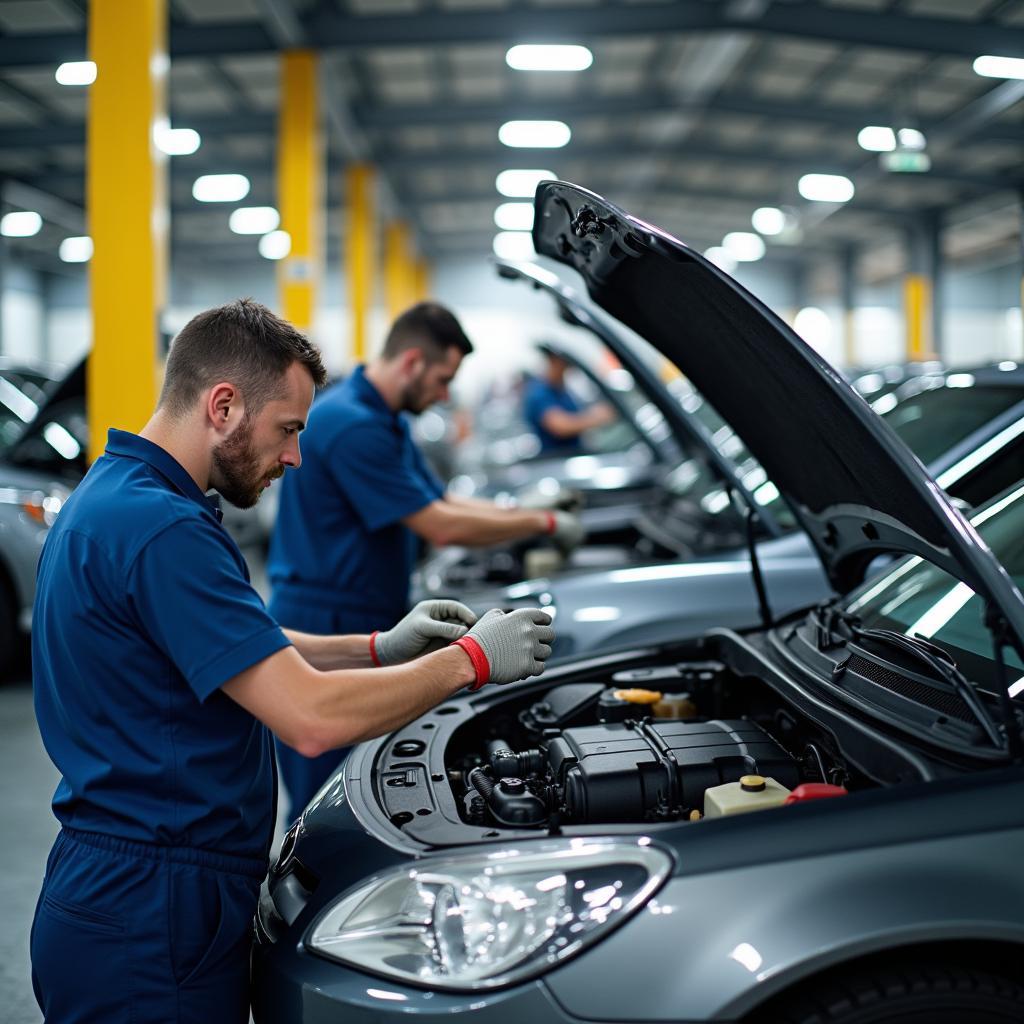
[{"x1": 252, "y1": 183, "x2": 1024, "y2": 1024}]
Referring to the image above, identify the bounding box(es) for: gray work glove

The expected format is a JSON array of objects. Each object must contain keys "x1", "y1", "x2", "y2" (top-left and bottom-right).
[
  {"x1": 373, "y1": 599, "x2": 478, "y2": 665},
  {"x1": 454, "y1": 607, "x2": 554, "y2": 690},
  {"x1": 549, "y1": 510, "x2": 585, "y2": 553},
  {"x1": 517, "y1": 484, "x2": 584, "y2": 513}
]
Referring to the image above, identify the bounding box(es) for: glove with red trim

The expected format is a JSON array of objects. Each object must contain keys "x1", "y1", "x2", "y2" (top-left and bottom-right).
[
  {"x1": 453, "y1": 607, "x2": 554, "y2": 690},
  {"x1": 371, "y1": 600, "x2": 477, "y2": 666}
]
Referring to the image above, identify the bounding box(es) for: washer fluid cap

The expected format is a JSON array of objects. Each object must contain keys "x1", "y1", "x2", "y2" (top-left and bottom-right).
[
  {"x1": 613, "y1": 688, "x2": 662, "y2": 704},
  {"x1": 740, "y1": 775, "x2": 766, "y2": 792}
]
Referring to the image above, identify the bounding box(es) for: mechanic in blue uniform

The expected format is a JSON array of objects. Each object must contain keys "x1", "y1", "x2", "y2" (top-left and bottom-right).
[
  {"x1": 268, "y1": 302, "x2": 583, "y2": 818},
  {"x1": 524, "y1": 343, "x2": 616, "y2": 455},
  {"x1": 30, "y1": 299, "x2": 554, "y2": 1024}
]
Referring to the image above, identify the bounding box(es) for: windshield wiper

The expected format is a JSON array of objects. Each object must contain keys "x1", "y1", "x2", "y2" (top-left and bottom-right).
[{"x1": 851, "y1": 628, "x2": 1003, "y2": 750}]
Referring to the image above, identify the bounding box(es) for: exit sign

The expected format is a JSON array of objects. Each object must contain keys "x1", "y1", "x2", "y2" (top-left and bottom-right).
[{"x1": 880, "y1": 151, "x2": 932, "y2": 173}]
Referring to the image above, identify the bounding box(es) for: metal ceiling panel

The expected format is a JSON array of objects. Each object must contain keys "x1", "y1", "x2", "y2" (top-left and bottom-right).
[{"x1": 0, "y1": 1, "x2": 80, "y2": 33}]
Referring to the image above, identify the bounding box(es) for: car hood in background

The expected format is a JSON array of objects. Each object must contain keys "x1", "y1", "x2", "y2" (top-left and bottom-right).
[{"x1": 533, "y1": 182, "x2": 1024, "y2": 642}]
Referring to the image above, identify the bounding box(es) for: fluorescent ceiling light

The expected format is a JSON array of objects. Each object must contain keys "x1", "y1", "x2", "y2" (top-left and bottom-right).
[
  {"x1": 495, "y1": 168, "x2": 555, "y2": 197},
  {"x1": 857, "y1": 126, "x2": 896, "y2": 152},
  {"x1": 494, "y1": 202, "x2": 534, "y2": 231},
  {"x1": 229, "y1": 206, "x2": 280, "y2": 235},
  {"x1": 1, "y1": 211, "x2": 42, "y2": 237},
  {"x1": 722, "y1": 231, "x2": 765, "y2": 262},
  {"x1": 794, "y1": 307, "x2": 833, "y2": 350},
  {"x1": 55, "y1": 61, "x2": 96, "y2": 86},
  {"x1": 499, "y1": 120, "x2": 571, "y2": 148},
  {"x1": 59, "y1": 236, "x2": 93, "y2": 263},
  {"x1": 973, "y1": 55, "x2": 1024, "y2": 80},
  {"x1": 492, "y1": 231, "x2": 535, "y2": 260},
  {"x1": 506, "y1": 44, "x2": 593, "y2": 72},
  {"x1": 751, "y1": 207, "x2": 785, "y2": 235},
  {"x1": 896, "y1": 127, "x2": 927, "y2": 151},
  {"x1": 192, "y1": 174, "x2": 250, "y2": 203},
  {"x1": 155, "y1": 125, "x2": 201, "y2": 156},
  {"x1": 258, "y1": 230, "x2": 291, "y2": 260},
  {"x1": 703, "y1": 246, "x2": 737, "y2": 273},
  {"x1": 798, "y1": 173, "x2": 855, "y2": 203}
]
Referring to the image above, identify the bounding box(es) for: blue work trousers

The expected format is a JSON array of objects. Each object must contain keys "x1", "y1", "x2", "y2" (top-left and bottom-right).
[{"x1": 31, "y1": 828, "x2": 264, "y2": 1024}]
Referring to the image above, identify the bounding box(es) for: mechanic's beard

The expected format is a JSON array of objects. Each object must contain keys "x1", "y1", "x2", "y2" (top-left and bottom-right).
[
  {"x1": 400, "y1": 370, "x2": 431, "y2": 415},
  {"x1": 211, "y1": 416, "x2": 268, "y2": 510}
]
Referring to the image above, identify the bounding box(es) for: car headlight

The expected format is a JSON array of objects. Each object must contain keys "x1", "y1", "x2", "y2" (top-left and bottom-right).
[{"x1": 306, "y1": 837, "x2": 670, "y2": 990}]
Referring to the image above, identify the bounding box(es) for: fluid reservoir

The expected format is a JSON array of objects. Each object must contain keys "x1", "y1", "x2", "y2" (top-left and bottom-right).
[
  {"x1": 704, "y1": 774, "x2": 791, "y2": 818},
  {"x1": 652, "y1": 692, "x2": 698, "y2": 719},
  {"x1": 524, "y1": 547, "x2": 563, "y2": 579}
]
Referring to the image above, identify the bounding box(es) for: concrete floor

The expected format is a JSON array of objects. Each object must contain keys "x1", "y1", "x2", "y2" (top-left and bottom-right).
[{"x1": 1, "y1": 544, "x2": 277, "y2": 1023}]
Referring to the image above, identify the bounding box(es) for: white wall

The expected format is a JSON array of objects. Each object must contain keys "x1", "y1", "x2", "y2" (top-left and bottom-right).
[{"x1": 1, "y1": 263, "x2": 45, "y2": 364}]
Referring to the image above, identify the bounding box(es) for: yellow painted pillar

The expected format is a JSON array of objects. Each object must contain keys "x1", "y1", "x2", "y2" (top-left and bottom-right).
[
  {"x1": 904, "y1": 273, "x2": 931, "y2": 359},
  {"x1": 87, "y1": 0, "x2": 167, "y2": 461},
  {"x1": 413, "y1": 256, "x2": 431, "y2": 302},
  {"x1": 346, "y1": 164, "x2": 375, "y2": 362},
  {"x1": 385, "y1": 220, "x2": 416, "y2": 321},
  {"x1": 278, "y1": 50, "x2": 322, "y2": 334}
]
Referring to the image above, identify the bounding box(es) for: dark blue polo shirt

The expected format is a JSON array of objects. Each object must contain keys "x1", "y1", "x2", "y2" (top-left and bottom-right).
[
  {"x1": 33, "y1": 429, "x2": 291, "y2": 861},
  {"x1": 524, "y1": 375, "x2": 584, "y2": 454},
  {"x1": 268, "y1": 365, "x2": 444, "y2": 625}
]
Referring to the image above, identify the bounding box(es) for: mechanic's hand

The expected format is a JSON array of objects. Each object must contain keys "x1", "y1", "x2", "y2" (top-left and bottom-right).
[
  {"x1": 517, "y1": 484, "x2": 584, "y2": 513},
  {"x1": 372, "y1": 600, "x2": 478, "y2": 665},
  {"x1": 454, "y1": 607, "x2": 554, "y2": 689},
  {"x1": 549, "y1": 510, "x2": 585, "y2": 553}
]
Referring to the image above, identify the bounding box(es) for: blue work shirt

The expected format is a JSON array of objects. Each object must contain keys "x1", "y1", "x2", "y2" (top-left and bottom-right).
[
  {"x1": 33, "y1": 429, "x2": 291, "y2": 862},
  {"x1": 524, "y1": 375, "x2": 584, "y2": 454},
  {"x1": 268, "y1": 365, "x2": 444, "y2": 626}
]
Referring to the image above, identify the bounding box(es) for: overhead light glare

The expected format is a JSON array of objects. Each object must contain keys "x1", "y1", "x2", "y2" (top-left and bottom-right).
[
  {"x1": 703, "y1": 247, "x2": 737, "y2": 274},
  {"x1": 55, "y1": 61, "x2": 96, "y2": 86},
  {"x1": 857, "y1": 126, "x2": 895, "y2": 152},
  {"x1": 496, "y1": 168, "x2": 555, "y2": 197},
  {"x1": 722, "y1": 231, "x2": 765, "y2": 262},
  {"x1": 492, "y1": 231, "x2": 535, "y2": 261},
  {"x1": 499, "y1": 120, "x2": 571, "y2": 149},
  {"x1": 896, "y1": 127, "x2": 927, "y2": 151},
  {"x1": 258, "y1": 230, "x2": 291, "y2": 260},
  {"x1": 973, "y1": 55, "x2": 1024, "y2": 80},
  {"x1": 751, "y1": 207, "x2": 785, "y2": 235},
  {"x1": 506, "y1": 44, "x2": 593, "y2": 72},
  {"x1": 494, "y1": 202, "x2": 535, "y2": 231},
  {"x1": 59, "y1": 236, "x2": 93, "y2": 263},
  {"x1": 192, "y1": 174, "x2": 250, "y2": 203},
  {"x1": 798, "y1": 173, "x2": 855, "y2": 203},
  {"x1": 1, "y1": 211, "x2": 42, "y2": 237},
  {"x1": 229, "y1": 206, "x2": 280, "y2": 235},
  {"x1": 155, "y1": 125, "x2": 201, "y2": 156}
]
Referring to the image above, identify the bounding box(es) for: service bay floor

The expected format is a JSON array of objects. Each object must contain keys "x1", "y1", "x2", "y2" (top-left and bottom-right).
[{"x1": 0, "y1": 545, "x2": 282, "y2": 1024}]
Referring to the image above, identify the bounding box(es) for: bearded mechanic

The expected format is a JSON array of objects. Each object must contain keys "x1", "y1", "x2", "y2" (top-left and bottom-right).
[
  {"x1": 30, "y1": 299, "x2": 554, "y2": 1024},
  {"x1": 267, "y1": 301, "x2": 583, "y2": 818}
]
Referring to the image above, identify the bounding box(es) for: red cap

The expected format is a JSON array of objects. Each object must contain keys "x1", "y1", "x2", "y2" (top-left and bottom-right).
[{"x1": 784, "y1": 783, "x2": 848, "y2": 805}]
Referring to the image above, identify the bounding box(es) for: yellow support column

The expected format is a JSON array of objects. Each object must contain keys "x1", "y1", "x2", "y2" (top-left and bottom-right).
[
  {"x1": 413, "y1": 256, "x2": 431, "y2": 302},
  {"x1": 278, "y1": 51, "x2": 322, "y2": 334},
  {"x1": 346, "y1": 164, "x2": 375, "y2": 362},
  {"x1": 904, "y1": 273, "x2": 931, "y2": 359},
  {"x1": 87, "y1": 0, "x2": 167, "y2": 461},
  {"x1": 385, "y1": 220, "x2": 415, "y2": 321}
]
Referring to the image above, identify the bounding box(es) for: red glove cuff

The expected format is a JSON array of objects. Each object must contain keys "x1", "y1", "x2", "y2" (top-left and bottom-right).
[
  {"x1": 453, "y1": 636, "x2": 490, "y2": 691},
  {"x1": 369, "y1": 630, "x2": 382, "y2": 667},
  {"x1": 544, "y1": 511, "x2": 556, "y2": 535}
]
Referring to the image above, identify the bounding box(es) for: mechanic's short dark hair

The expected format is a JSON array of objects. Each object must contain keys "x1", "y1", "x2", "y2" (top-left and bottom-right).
[
  {"x1": 381, "y1": 302, "x2": 473, "y2": 362},
  {"x1": 159, "y1": 298, "x2": 327, "y2": 417}
]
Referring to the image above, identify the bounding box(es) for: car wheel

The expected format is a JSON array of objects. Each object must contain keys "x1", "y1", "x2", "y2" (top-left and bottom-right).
[{"x1": 755, "y1": 960, "x2": 1024, "y2": 1024}]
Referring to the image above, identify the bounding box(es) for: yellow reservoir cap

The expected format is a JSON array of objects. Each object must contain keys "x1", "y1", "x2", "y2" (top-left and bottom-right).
[
  {"x1": 740, "y1": 775, "x2": 766, "y2": 792},
  {"x1": 613, "y1": 688, "x2": 663, "y2": 704}
]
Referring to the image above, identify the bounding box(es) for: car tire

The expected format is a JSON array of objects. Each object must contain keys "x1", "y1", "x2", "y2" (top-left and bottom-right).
[{"x1": 756, "y1": 959, "x2": 1024, "y2": 1024}]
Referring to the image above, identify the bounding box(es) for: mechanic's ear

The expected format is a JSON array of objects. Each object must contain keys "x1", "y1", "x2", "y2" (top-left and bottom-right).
[{"x1": 207, "y1": 381, "x2": 244, "y2": 433}]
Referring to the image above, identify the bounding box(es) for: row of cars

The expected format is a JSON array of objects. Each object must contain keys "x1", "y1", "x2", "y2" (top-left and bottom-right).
[{"x1": 251, "y1": 184, "x2": 1024, "y2": 1023}]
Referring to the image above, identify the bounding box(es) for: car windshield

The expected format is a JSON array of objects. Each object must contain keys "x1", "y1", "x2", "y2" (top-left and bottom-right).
[
  {"x1": 872, "y1": 380, "x2": 1024, "y2": 467},
  {"x1": 845, "y1": 482, "x2": 1024, "y2": 694}
]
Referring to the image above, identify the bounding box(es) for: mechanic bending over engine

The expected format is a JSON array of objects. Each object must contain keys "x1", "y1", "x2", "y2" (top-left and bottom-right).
[
  {"x1": 524, "y1": 342, "x2": 617, "y2": 455},
  {"x1": 30, "y1": 299, "x2": 555, "y2": 1024},
  {"x1": 267, "y1": 301, "x2": 584, "y2": 819}
]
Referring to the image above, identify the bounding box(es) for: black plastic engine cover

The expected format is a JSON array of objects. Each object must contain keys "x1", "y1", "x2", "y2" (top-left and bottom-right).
[{"x1": 547, "y1": 719, "x2": 799, "y2": 822}]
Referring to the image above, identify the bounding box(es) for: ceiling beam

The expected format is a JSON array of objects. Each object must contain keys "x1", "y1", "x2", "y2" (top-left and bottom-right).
[{"x1": 3, "y1": 1, "x2": 1024, "y2": 67}]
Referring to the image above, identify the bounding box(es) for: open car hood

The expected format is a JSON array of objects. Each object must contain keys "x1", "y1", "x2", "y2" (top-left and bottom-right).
[
  {"x1": 532, "y1": 182, "x2": 1024, "y2": 639},
  {"x1": 495, "y1": 259, "x2": 783, "y2": 535}
]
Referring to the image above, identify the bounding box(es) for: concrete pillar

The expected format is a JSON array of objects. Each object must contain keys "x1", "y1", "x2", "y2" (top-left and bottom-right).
[{"x1": 841, "y1": 245, "x2": 857, "y2": 367}]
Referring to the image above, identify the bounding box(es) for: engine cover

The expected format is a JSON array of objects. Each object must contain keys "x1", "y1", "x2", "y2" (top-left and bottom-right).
[{"x1": 546, "y1": 719, "x2": 799, "y2": 822}]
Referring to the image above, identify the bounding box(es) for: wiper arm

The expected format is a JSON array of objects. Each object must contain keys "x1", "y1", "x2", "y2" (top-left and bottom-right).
[{"x1": 852, "y1": 627, "x2": 1003, "y2": 750}]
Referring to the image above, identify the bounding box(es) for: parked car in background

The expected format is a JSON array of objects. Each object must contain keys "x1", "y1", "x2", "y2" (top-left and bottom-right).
[{"x1": 252, "y1": 183, "x2": 1024, "y2": 1024}]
